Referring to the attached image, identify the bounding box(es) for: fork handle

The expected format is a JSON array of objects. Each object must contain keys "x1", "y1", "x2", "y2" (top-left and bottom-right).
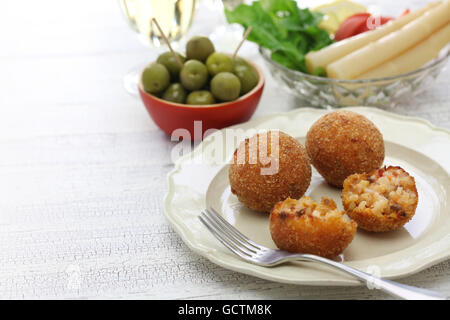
[{"x1": 296, "y1": 254, "x2": 448, "y2": 300}]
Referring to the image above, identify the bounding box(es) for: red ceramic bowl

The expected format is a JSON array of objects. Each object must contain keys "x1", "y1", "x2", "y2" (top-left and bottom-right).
[{"x1": 138, "y1": 59, "x2": 264, "y2": 140}]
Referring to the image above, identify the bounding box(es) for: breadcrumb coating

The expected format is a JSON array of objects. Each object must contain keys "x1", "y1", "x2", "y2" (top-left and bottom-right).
[
  {"x1": 270, "y1": 196, "x2": 357, "y2": 258},
  {"x1": 306, "y1": 110, "x2": 385, "y2": 188},
  {"x1": 229, "y1": 131, "x2": 311, "y2": 212}
]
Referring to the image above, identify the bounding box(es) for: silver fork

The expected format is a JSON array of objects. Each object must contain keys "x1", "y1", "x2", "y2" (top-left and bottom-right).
[{"x1": 199, "y1": 208, "x2": 448, "y2": 300}]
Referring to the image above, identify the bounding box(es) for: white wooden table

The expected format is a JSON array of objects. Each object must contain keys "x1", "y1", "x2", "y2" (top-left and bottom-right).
[{"x1": 0, "y1": 0, "x2": 449, "y2": 299}]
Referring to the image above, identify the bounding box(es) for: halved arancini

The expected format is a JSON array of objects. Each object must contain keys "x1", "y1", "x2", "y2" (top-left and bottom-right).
[
  {"x1": 342, "y1": 166, "x2": 418, "y2": 232},
  {"x1": 269, "y1": 196, "x2": 357, "y2": 259}
]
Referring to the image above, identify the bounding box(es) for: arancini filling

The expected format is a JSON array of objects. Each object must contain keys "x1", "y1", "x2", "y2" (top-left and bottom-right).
[
  {"x1": 343, "y1": 166, "x2": 417, "y2": 218},
  {"x1": 275, "y1": 197, "x2": 349, "y2": 221}
]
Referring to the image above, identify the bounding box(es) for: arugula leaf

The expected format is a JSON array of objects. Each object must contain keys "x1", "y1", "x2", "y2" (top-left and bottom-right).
[{"x1": 225, "y1": 0, "x2": 333, "y2": 74}]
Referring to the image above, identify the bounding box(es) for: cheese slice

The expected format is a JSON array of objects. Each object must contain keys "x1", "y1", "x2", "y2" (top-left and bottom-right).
[
  {"x1": 305, "y1": 2, "x2": 440, "y2": 74},
  {"x1": 327, "y1": 0, "x2": 450, "y2": 79},
  {"x1": 357, "y1": 23, "x2": 450, "y2": 79}
]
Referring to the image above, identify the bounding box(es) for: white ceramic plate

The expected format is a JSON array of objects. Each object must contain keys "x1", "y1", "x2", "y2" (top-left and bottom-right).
[{"x1": 164, "y1": 107, "x2": 450, "y2": 286}]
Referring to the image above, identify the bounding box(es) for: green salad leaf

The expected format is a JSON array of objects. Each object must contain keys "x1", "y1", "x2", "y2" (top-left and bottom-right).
[{"x1": 225, "y1": 0, "x2": 333, "y2": 74}]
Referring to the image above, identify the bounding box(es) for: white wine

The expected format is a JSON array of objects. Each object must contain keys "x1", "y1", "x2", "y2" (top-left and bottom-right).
[
  {"x1": 222, "y1": 0, "x2": 243, "y2": 10},
  {"x1": 119, "y1": 0, "x2": 139, "y2": 31},
  {"x1": 119, "y1": 0, "x2": 197, "y2": 46}
]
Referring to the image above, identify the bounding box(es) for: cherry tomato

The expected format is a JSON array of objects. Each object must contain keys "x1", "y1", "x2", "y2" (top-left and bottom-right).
[
  {"x1": 400, "y1": 8, "x2": 410, "y2": 16},
  {"x1": 334, "y1": 13, "x2": 371, "y2": 41},
  {"x1": 335, "y1": 13, "x2": 393, "y2": 41},
  {"x1": 358, "y1": 15, "x2": 393, "y2": 33}
]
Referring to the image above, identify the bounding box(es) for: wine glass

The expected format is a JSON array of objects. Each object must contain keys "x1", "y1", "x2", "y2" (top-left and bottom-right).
[{"x1": 119, "y1": 0, "x2": 198, "y2": 95}]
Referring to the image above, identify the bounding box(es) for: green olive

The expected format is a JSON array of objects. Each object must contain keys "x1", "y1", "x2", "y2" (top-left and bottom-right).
[
  {"x1": 141, "y1": 63, "x2": 170, "y2": 94},
  {"x1": 233, "y1": 64, "x2": 259, "y2": 95},
  {"x1": 233, "y1": 56, "x2": 250, "y2": 68},
  {"x1": 210, "y1": 72, "x2": 241, "y2": 101},
  {"x1": 157, "y1": 51, "x2": 186, "y2": 79},
  {"x1": 186, "y1": 36, "x2": 215, "y2": 62},
  {"x1": 186, "y1": 90, "x2": 216, "y2": 105},
  {"x1": 162, "y1": 83, "x2": 187, "y2": 104},
  {"x1": 180, "y1": 60, "x2": 208, "y2": 91},
  {"x1": 206, "y1": 52, "x2": 233, "y2": 77}
]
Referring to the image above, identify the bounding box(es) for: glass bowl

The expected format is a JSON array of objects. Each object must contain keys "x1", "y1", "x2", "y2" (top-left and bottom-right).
[{"x1": 259, "y1": 45, "x2": 450, "y2": 108}]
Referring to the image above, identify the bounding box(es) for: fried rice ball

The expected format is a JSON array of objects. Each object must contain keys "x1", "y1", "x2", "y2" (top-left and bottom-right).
[
  {"x1": 342, "y1": 166, "x2": 418, "y2": 232},
  {"x1": 306, "y1": 110, "x2": 385, "y2": 188},
  {"x1": 270, "y1": 196, "x2": 357, "y2": 258},
  {"x1": 229, "y1": 131, "x2": 311, "y2": 213}
]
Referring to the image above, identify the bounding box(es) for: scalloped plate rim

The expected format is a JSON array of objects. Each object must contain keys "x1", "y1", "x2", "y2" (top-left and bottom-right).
[{"x1": 164, "y1": 106, "x2": 450, "y2": 286}]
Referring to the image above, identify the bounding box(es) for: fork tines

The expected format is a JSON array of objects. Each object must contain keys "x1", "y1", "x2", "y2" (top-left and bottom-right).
[{"x1": 199, "y1": 208, "x2": 263, "y2": 260}]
